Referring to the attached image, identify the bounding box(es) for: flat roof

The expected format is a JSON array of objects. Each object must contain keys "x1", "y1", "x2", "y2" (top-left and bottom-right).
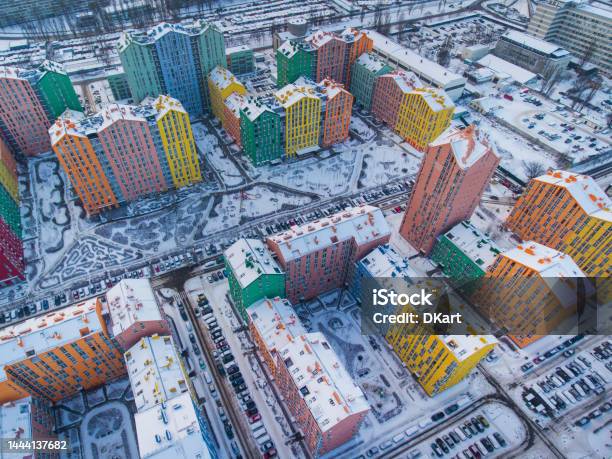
[
  {"x1": 366, "y1": 30, "x2": 465, "y2": 88},
  {"x1": 125, "y1": 335, "x2": 188, "y2": 412},
  {"x1": 226, "y1": 44, "x2": 251, "y2": 54},
  {"x1": 354, "y1": 52, "x2": 390, "y2": 74},
  {"x1": 209, "y1": 65, "x2": 243, "y2": 91},
  {"x1": 535, "y1": 170, "x2": 611, "y2": 222},
  {"x1": 274, "y1": 82, "x2": 320, "y2": 108},
  {"x1": 225, "y1": 239, "x2": 283, "y2": 289},
  {"x1": 240, "y1": 97, "x2": 278, "y2": 122},
  {"x1": 135, "y1": 392, "x2": 213, "y2": 459},
  {"x1": 501, "y1": 30, "x2": 570, "y2": 57},
  {"x1": 476, "y1": 54, "x2": 538, "y2": 85},
  {"x1": 357, "y1": 244, "x2": 418, "y2": 278},
  {"x1": 268, "y1": 205, "x2": 390, "y2": 262},
  {"x1": 106, "y1": 279, "x2": 163, "y2": 338},
  {"x1": 0, "y1": 299, "x2": 103, "y2": 382},
  {"x1": 441, "y1": 221, "x2": 501, "y2": 269},
  {"x1": 247, "y1": 297, "x2": 306, "y2": 354},
  {"x1": 278, "y1": 332, "x2": 369, "y2": 433},
  {"x1": 0, "y1": 398, "x2": 34, "y2": 442},
  {"x1": 224, "y1": 93, "x2": 245, "y2": 117},
  {"x1": 441, "y1": 334, "x2": 497, "y2": 361}
]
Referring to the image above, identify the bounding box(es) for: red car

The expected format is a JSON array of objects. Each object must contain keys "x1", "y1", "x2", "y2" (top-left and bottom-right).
[
  {"x1": 264, "y1": 449, "x2": 277, "y2": 459},
  {"x1": 503, "y1": 94, "x2": 514, "y2": 101},
  {"x1": 249, "y1": 413, "x2": 261, "y2": 423}
]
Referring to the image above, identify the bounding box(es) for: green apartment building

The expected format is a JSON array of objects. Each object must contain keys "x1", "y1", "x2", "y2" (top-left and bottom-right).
[
  {"x1": 240, "y1": 98, "x2": 284, "y2": 166},
  {"x1": 225, "y1": 238, "x2": 286, "y2": 321},
  {"x1": 107, "y1": 71, "x2": 132, "y2": 101},
  {"x1": 431, "y1": 220, "x2": 501, "y2": 288},
  {"x1": 35, "y1": 61, "x2": 82, "y2": 119},
  {"x1": 350, "y1": 53, "x2": 392, "y2": 110},
  {"x1": 227, "y1": 45, "x2": 255, "y2": 75},
  {"x1": 276, "y1": 40, "x2": 315, "y2": 88}
]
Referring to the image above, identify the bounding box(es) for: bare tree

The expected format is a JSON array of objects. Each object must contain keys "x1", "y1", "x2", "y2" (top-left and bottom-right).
[{"x1": 523, "y1": 161, "x2": 546, "y2": 179}]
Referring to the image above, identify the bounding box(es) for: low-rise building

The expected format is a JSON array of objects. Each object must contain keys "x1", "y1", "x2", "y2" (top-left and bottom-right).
[
  {"x1": 267, "y1": 205, "x2": 391, "y2": 303},
  {"x1": 106, "y1": 279, "x2": 170, "y2": 351},
  {"x1": 225, "y1": 238, "x2": 286, "y2": 320},
  {"x1": 276, "y1": 332, "x2": 369, "y2": 457},
  {"x1": 493, "y1": 30, "x2": 571, "y2": 78}
]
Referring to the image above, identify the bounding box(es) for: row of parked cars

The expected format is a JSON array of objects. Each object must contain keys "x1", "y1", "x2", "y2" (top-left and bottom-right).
[
  {"x1": 575, "y1": 400, "x2": 611, "y2": 427},
  {"x1": 431, "y1": 415, "x2": 506, "y2": 458},
  {"x1": 197, "y1": 294, "x2": 277, "y2": 459}
]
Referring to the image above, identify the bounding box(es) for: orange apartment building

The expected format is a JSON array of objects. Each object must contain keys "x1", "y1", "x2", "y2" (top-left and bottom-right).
[
  {"x1": 506, "y1": 170, "x2": 611, "y2": 277},
  {"x1": 0, "y1": 299, "x2": 125, "y2": 403},
  {"x1": 477, "y1": 242, "x2": 587, "y2": 344},
  {"x1": 320, "y1": 79, "x2": 353, "y2": 147}
]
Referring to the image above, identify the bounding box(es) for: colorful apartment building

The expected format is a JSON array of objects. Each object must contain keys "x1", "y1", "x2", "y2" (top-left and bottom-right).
[
  {"x1": 208, "y1": 66, "x2": 247, "y2": 124},
  {"x1": 226, "y1": 45, "x2": 255, "y2": 75},
  {"x1": 350, "y1": 244, "x2": 417, "y2": 303},
  {"x1": 0, "y1": 397, "x2": 57, "y2": 458},
  {"x1": 320, "y1": 79, "x2": 353, "y2": 147},
  {"x1": 349, "y1": 52, "x2": 392, "y2": 110},
  {"x1": 106, "y1": 279, "x2": 171, "y2": 351},
  {"x1": 399, "y1": 126, "x2": 500, "y2": 254},
  {"x1": 479, "y1": 242, "x2": 587, "y2": 344},
  {"x1": 506, "y1": 170, "x2": 611, "y2": 277},
  {"x1": 0, "y1": 137, "x2": 23, "y2": 286},
  {"x1": 247, "y1": 297, "x2": 306, "y2": 380},
  {"x1": 431, "y1": 220, "x2": 501, "y2": 286},
  {"x1": 386, "y1": 328, "x2": 496, "y2": 396},
  {"x1": 50, "y1": 96, "x2": 201, "y2": 215},
  {"x1": 306, "y1": 28, "x2": 372, "y2": 87},
  {"x1": 240, "y1": 97, "x2": 284, "y2": 166},
  {"x1": 225, "y1": 238, "x2": 286, "y2": 321},
  {"x1": 118, "y1": 21, "x2": 226, "y2": 117},
  {"x1": 0, "y1": 61, "x2": 81, "y2": 156},
  {"x1": 276, "y1": 40, "x2": 316, "y2": 88},
  {"x1": 267, "y1": 205, "x2": 391, "y2": 303},
  {"x1": 275, "y1": 82, "x2": 321, "y2": 157},
  {"x1": 153, "y1": 95, "x2": 202, "y2": 188},
  {"x1": 276, "y1": 332, "x2": 369, "y2": 457},
  {"x1": 371, "y1": 71, "x2": 454, "y2": 150},
  {"x1": 222, "y1": 93, "x2": 245, "y2": 147},
  {"x1": 0, "y1": 299, "x2": 125, "y2": 403}
]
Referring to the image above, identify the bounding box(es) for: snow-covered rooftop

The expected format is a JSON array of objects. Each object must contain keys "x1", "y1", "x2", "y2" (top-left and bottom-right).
[
  {"x1": 0, "y1": 299, "x2": 103, "y2": 382},
  {"x1": 118, "y1": 20, "x2": 218, "y2": 51},
  {"x1": 277, "y1": 39, "x2": 313, "y2": 59},
  {"x1": 0, "y1": 398, "x2": 35, "y2": 442},
  {"x1": 135, "y1": 392, "x2": 213, "y2": 459},
  {"x1": 240, "y1": 97, "x2": 278, "y2": 121},
  {"x1": 366, "y1": 30, "x2": 465, "y2": 88},
  {"x1": 431, "y1": 125, "x2": 497, "y2": 169},
  {"x1": 319, "y1": 78, "x2": 350, "y2": 100},
  {"x1": 152, "y1": 94, "x2": 187, "y2": 119},
  {"x1": 268, "y1": 205, "x2": 391, "y2": 262},
  {"x1": 224, "y1": 92, "x2": 245, "y2": 118},
  {"x1": 278, "y1": 332, "x2": 369, "y2": 433},
  {"x1": 354, "y1": 52, "x2": 389, "y2": 73},
  {"x1": 247, "y1": 297, "x2": 306, "y2": 355},
  {"x1": 412, "y1": 87, "x2": 454, "y2": 112},
  {"x1": 357, "y1": 244, "x2": 418, "y2": 278},
  {"x1": 535, "y1": 170, "x2": 611, "y2": 222},
  {"x1": 274, "y1": 82, "x2": 320, "y2": 108},
  {"x1": 440, "y1": 334, "x2": 497, "y2": 361},
  {"x1": 209, "y1": 65, "x2": 243, "y2": 91},
  {"x1": 106, "y1": 279, "x2": 163, "y2": 338},
  {"x1": 226, "y1": 44, "x2": 250, "y2": 55},
  {"x1": 225, "y1": 239, "x2": 283, "y2": 289},
  {"x1": 502, "y1": 242, "x2": 584, "y2": 277},
  {"x1": 125, "y1": 335, "x2": 188, "y2": 412},
  {"x1": 500, "y1": 31, "x2": 570, "y2": 58},
  {"x1": 441, "y1": 221, "x2": 501, "y2": 269},
  {"x1": 476, "y1": 54, "x2": 538, "y2": 85},
  {"x1": 0, "y1": 60, "x2": 67, "y2": 83},
  {"x1": 384, "y1": 70, "x2": 422, "y2": 94}
]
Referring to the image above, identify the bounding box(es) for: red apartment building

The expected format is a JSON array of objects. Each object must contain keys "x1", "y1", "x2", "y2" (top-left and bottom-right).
[
  {"x1": 266, "y1": 205, "x2": 390, "y2": 303},
  {"x1": 320, "y1": 79, "x2": 353, "y2": 147},
  {"x1": 399, "y1": 126, "x2": 499, "y2": 254}
]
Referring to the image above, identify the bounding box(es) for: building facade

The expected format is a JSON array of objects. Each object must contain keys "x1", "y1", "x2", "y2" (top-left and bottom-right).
[
  {"x1": 50, "y1": 96, "x2": 201, "y2": 215},
  {"x1": 320, "y1": 79, "x2": 353, "y2": 147},
  {"x1": 350, "y1": 53, "x2": 392, "y2": 110},
  {"x1": 493, "y1": 30, "x2": 571, "y2": 78},
  {"x1": 0, "y1": 137, "x2": 23, "y2": 286},
  {"x1": 400, "y1": 126, "x2": 500, "y2": 254},
  {"x1": 506, "y1": 170, "x2": 611, "y2": 277},
  {"x1": 107, "y1": 71, "x2": 132, "y2": 101},
  {"x1": 118, "y1": 21, "x2": 226, "y2": 117},
  {"x1": 225, "y1": 238, "x2": 286, "y2": 321},
  {"x1": 222, "y1": 93, "x2": 245, "y2": 147},
  {"x1": 276, "y1": 40, "x2": 316, "y2": 88},
  {"x1": 431, "y1": 220, "x2": 501, "y2": 286},
  {"x1": 527, "y1": 0, "x2": 612, "y2": 73},
  {"x1": 226, "y1": 45, "x2": 255, "y2": 75},
  {"x1": 0, "y1": 61, "x2": 81, "y2": 157},
  {"x1": 275, "y1": 83, "x2": 321, "y2": 157},
  {"x1": 240, "y1": 98, "x2": 284, "y2": 166},
  {"x1": 267, "y1": 205, "x2": 391, "y2": 303}
]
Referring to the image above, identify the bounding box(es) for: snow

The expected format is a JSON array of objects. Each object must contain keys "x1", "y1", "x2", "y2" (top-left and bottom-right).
[
  {"x1": 224, "y1": 238, "x2": 283, "y2": 288},
  {"x1": 193, "y1": 122, "x2": 244, "y2": 188},
  {"x1": 106, "y1": 278, "x2": 162, "y2": 338}
]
